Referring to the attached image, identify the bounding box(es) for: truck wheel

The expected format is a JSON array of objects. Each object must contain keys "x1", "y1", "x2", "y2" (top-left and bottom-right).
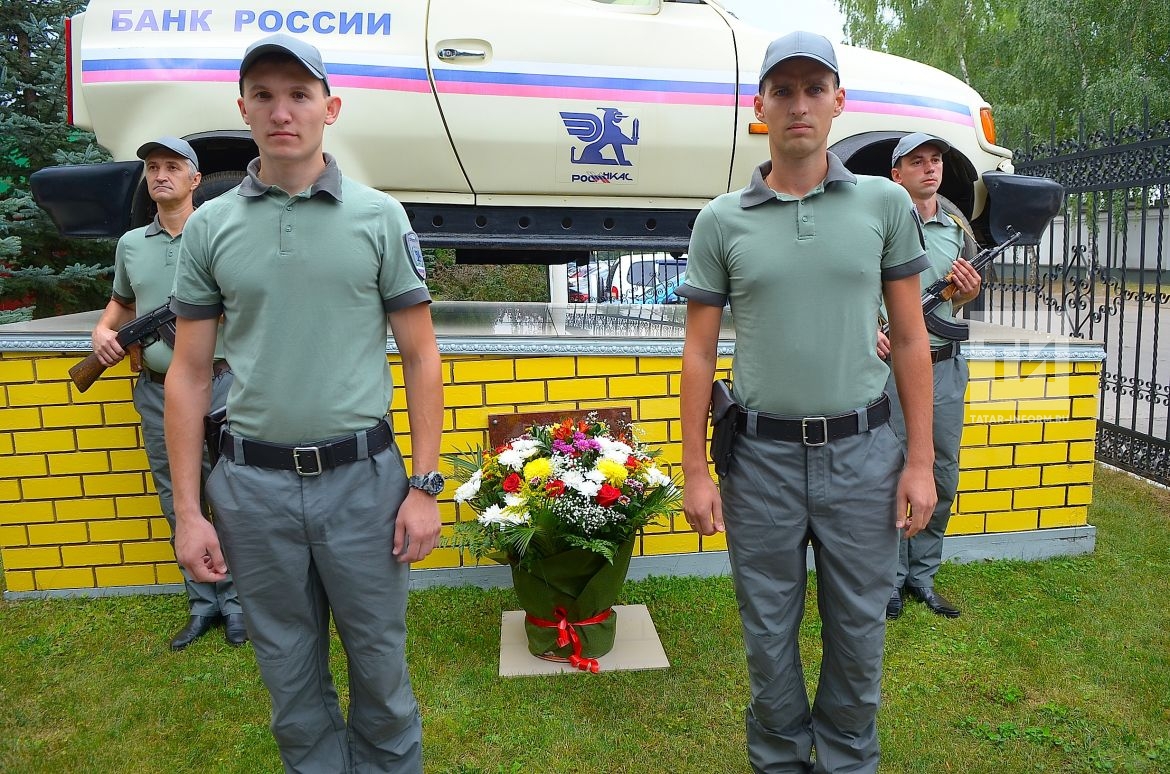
[{"x1": 194, "y1": 170, "x2": 246, "y2": 207}]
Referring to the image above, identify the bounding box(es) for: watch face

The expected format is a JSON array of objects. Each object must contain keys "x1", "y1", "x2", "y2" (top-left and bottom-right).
[{"x1": 412, "y1": 472, "x2": 445, "y2": 495}]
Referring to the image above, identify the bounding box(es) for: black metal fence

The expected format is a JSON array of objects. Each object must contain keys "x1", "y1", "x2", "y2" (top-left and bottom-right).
[{"x1": 986, "y1": 109, "x2": 1170, "y2": 485}]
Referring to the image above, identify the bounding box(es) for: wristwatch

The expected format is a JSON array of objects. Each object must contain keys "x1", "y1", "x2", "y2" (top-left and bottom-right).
[{"x1": 408, "y1": 471, "x2": 446, "y2": 496}]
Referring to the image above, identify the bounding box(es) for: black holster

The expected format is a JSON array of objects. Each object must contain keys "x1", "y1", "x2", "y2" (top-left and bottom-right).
[
  {"x1": 710, "y1": 379, "x2": 739, "y2": 478},
  {"x1": 203, "y1": 405, "x2": 227, "y2": 463}
]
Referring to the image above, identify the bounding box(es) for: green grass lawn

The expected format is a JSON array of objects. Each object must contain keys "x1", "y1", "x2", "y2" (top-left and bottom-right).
[{"x1": 1, "y1": 465, "x2": 1168, "y2": 773}]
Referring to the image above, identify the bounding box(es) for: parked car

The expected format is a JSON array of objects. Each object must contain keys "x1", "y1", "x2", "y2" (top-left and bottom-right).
[
  {"x1": 567, "y1": 261, "x2": 603, "y2": 303},
  {"x1": 606, "y1": 253, "x2": 687, "y2": 304}
]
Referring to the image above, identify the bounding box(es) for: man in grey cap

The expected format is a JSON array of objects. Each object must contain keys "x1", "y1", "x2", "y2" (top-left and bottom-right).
[
  {"x1": 882, "y1": 132, "x2": 981, "y2": 621},
  {"x1": 166, "y1": 33, "x2": 443, "y2": 773},
  {"x1": 91, "y1": 136, "x2": 243, "y2": 650},
  {"x1": 677, "y1": 30, "x2": 936, "y2": 773}
]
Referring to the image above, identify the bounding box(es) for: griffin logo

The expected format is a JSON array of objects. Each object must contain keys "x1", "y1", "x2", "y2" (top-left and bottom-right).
[{"x1": 560, "y1": 108, "x2": 640, "y2": 167}]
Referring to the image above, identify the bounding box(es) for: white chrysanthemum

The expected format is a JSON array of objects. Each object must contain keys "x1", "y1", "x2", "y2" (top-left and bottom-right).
[
  {"x1": 478, "y1": 503, "x2": 530, "y2": 527},
  {"x1": 643, "y1": 465, "x2": 670, "y2": 487},
  {"x1": 477, "y1": 504, "x2": 507, "y2": 525},
  {"x1": 504, "y1": 493, "x2": 527, "y2": 508},
  {"x1": 454, "y1": 470, "x2": 482, "y2": 502},
  {"x1": 597, "y1": 436, "x2": 633, "y2": 463},
  {"x1": 560, "y1": 468, "x2": 584, "y2": 486},
  {"x1": 501, "y1": 509, "x2": 530, "y2": 526},
  {"x1": 570, "y1": 477, "x2": 602, "y2": 498},
  {"x1": 497, "y1": 438, "x2": 542, "y2": 470},
  {"x1": 584, "y1": 468, "x2": 606, "y2": 484},
  {"x1": 495, "y1": 448, "x2": 525, "y2": 471},
  {"x1": 512, "y1": 438, "x2": 543, "y2": 458}
]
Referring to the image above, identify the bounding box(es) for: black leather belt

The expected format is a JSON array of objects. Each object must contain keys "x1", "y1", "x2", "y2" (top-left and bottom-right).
[
  {"x1": 931, "y1": 341, "x2": 960, "y2": 364},
  {"x1": 146, "y1": 359, "x2": 231, "y2": 385},
  {"x1": 219, "y1": 419, "x2": 393, "y2": 477},
  {"x1": 734, "y1": 394, "x2": 891, "y2": 446}
]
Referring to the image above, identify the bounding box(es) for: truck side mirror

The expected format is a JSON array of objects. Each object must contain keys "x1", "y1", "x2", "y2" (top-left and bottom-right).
[
  {"x1": 983, "y1": 171, "x2": 1064, "y2": 246},
  {"x1": 31, "y1": 160, "x2": 143, "y2": 239}
]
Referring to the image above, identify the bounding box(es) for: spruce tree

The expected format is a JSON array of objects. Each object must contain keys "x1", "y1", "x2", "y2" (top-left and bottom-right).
[{"x1": 1, "y1": 0, "x2": 113, "y2": 323}]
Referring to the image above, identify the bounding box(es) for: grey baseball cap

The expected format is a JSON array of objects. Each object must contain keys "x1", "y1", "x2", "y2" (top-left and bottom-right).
[
  {"x1": 136, "y1": 136, "x2": 199, "y2": 171},
  {"x1": 759, "y1": 31, "x2": 839, "y2": 85},
  {"x1": 239, "y1": 33, "x2": 330, "y2": 92},
  {"x1": 891, "y1": 132, "x2": 952, "y2": 167}
]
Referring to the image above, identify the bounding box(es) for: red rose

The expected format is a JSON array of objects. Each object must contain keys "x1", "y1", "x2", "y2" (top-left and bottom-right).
[
  {"x1": 596, "y1": 483, "x2": 622, "y2": 508},
  {"x1": 502, "y1": 473, "x2": 523, "y2": 493},
  {"x1": 545, "y1": 479, "x2": 566, "y2": 497},
  {"x1": 625, "y1": 455, "x2": 638, "y2": 469}
]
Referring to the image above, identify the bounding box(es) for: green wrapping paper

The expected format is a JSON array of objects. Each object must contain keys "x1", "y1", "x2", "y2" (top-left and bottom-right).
[{"x1": 510, "y1": 538, "x2": 635, "y2": 661}]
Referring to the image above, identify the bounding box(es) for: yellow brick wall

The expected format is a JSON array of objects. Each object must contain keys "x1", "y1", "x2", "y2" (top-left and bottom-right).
[
  {"x1": 953, "y1": 359, "x2": 1100, "y2": 535},
  {"x1": 1, "y1": 351, "x2": 161, "y2": 593},
  {"x1": 1, "y1": 349, "x2": 1099, "y2": 594}
]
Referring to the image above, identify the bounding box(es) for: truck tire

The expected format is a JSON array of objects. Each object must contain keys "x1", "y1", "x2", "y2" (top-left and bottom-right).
[{"x1": 194, "y1": 170, "x2": 246, "y2": 207}]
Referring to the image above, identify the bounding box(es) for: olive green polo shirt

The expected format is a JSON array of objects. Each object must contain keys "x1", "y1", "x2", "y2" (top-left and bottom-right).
[
  {"x1": 678, "y1": 153, "x2": 928, "y2": 416},
  {"x1": 112, "y1": 218, "x2": 182, "y2": 372},
  {"x1": 171, "y1": 155, "x2": 431, "y2": 444}
]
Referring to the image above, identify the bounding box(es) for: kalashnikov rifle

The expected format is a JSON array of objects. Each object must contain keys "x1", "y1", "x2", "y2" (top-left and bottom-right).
[
  {"x1": 878, "y1": 227, "x2": 1028, "y2": 342},
  {"x1": 918, "y1": 228, "x2": 1024, "y2": 341},
  {"x1": 69, "y1": 302, "x2": 177, "y2": 392}
]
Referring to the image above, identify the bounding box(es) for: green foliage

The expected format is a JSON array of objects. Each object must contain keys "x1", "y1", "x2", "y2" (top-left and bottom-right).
[
  {"x1": 425, "y1": 248, "x2": 551, "y2": 303},
  {"x1": 837, "y1": 0, "x2": 1170, "y2": 145},
  {"x1": 0, "y1": 0, "x2": 114, "y2": 321}
]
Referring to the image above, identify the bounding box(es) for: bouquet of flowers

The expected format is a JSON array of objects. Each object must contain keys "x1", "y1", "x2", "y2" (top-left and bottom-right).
[{"x1": 445, "y1": 414, "x2": 682, "y2": 571}]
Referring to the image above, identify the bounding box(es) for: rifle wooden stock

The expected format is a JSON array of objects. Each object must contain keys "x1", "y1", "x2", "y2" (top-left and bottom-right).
[{"x1": 68, "y1": 352, "x2": 109, "y2": 393}]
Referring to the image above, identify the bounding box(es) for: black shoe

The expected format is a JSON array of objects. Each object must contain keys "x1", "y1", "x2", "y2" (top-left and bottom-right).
[
  {"x1": 169, "y1": 614, "x2": 221, "y2": 651},
  {"x1": 886, "y1": 587, "x2": 904, "y2": 620},
  {"x1": 906, "y1": 586, "x2": 961, "y2": 618},
  {"x1": 224, "y1": 614, "x2": 249, "y2": 647}
]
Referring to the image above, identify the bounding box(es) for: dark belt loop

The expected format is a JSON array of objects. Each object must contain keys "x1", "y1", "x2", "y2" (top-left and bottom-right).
[
  {"x1": 745, "y1": 410, "x2": 759, "y2": 438},
  {"x1": 354, "y1": 427, "x2": 369, "y2": 461},
  {"x1": 855, "y1": 405, "x2": 870, "y2": 434}
]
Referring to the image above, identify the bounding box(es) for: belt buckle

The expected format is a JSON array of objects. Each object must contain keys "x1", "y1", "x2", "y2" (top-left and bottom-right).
[
  {"x1": 801, "y1": 416, "x2": 828, "y2": 447},
  {"x1": 293, "y1": 446, "x2": 323, "y2": 477}
]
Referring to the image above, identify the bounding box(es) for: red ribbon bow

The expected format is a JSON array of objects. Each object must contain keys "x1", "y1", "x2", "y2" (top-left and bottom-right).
[{"x1": 525, "y1": 606, "x2": 613, "y2": 673}]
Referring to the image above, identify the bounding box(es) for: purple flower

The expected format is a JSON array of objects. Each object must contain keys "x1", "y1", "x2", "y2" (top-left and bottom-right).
[{"x1": 575, "y1": 436, "x2": 602, "y2": 452}]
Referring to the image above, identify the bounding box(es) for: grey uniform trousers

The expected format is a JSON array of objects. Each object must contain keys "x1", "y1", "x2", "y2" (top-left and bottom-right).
[
  {"x1": 884, "y1": 354, "x2": 968, "y2": 591},
  {"x1": 205, "y1": 440, "x2": 422, "y2": 774},
  {"x1": 133, "y1": 370, "x2": 240, "y2": 617},
  {"x1": 721, "y1": 419, "x2": 903, "y2": 774}
]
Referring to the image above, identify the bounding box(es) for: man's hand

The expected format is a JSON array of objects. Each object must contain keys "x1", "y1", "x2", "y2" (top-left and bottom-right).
[
  {"x1": 91, "y1": 325, "x2": 126, "y2": 367},
  {"x1": 895, "y1": 463, "x2": 937, "y2": 538},
  {"x1": 949, "y1": 257, "x2": 982, "y2": 306},
  {"x1": 682, "y1": 473, "x2": 725, "y2": 536},
  {"x1": 174, "y1": 512, "x2": 228, "y2": 582},
  {"x1": 876, "y1": 329, "x2": 891, "y2": 360},
  {"x1": 393, "y1": 490, "x2": 442, "y2": 563}
]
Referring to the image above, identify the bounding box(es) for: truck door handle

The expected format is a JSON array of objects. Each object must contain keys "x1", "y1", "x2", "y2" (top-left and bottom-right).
[{"x1": 437, "y1": 48, "x2": 486, "y2": 61}]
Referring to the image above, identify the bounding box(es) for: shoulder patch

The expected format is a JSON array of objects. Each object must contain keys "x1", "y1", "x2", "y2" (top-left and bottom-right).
[{"x1": 403, "y1": 231, "x2": 426, "y2": 280}]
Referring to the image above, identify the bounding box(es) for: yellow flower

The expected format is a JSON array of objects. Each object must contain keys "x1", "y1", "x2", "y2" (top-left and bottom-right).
[
  {"x1": 597, "y1": 458, "x2": 628, "y2": 486},
  {"x1": 523, "y1": 457, "x2": 552, "y2": 482}
]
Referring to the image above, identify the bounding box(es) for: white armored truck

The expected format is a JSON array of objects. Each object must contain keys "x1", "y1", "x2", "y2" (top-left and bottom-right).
[{"x1": 35, "y1": 0, "x2": 1024, "y2": 266}]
